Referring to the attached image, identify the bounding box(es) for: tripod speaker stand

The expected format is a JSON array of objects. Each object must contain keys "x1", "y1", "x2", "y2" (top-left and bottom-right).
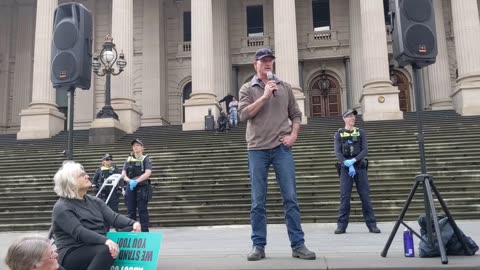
[{"x1": 380, "y1": 65, "x2": 473, "y2": 264}]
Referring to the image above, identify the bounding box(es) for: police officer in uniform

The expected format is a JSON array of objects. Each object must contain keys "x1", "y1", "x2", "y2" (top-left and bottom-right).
[
  {"x1": 92, "y1": 154, "x2": 122, "y2": 212},
  {"x1": 334, "y1": 109, "x2": 380, "y2": 234},
  {"x1": 122, "y1": 139, "x2": 152, "y2": 232}
]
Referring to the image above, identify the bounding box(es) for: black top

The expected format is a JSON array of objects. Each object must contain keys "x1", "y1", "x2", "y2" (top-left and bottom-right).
[
  {"x1": 218, "y1": 113, "x2": 228, "y2": 123},
  {"x1": 92, "y1": 165, "x2": 121, "y2": 191},
  {"x1": 122, "y1": 155, "x2": 153, "y2": 185},
  {"x1": 52, "y1": 195, "x2": 135, "y2": 264},
  {"x1": 122, "y1": 156, "x2": 153, "y2": 171},
  {"x1": 334, "y1": 128, "x2": 368, "y2": 162},
  {"x1": 219, "y1": 94, "x2": 234, "y2": 113}
]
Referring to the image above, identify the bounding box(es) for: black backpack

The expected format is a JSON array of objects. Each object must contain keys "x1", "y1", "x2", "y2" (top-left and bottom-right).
[{"x1": 418, "y1": 215, "x2": 478, "y2": 257}]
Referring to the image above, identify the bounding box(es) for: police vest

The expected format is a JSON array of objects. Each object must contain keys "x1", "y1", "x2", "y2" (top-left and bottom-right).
[
  {"x1": 339, "y1": 127, "x2": 361, "y2": 158},
  {"x1": 99, "y1": 166, "x2": 116, "y2": 183},
  {"x1": 125, "y1": 155, "x2": 148, "y2": 179}
]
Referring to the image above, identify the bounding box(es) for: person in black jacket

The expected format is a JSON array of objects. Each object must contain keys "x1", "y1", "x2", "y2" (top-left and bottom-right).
[
  {"x1": 122, "y1": 139, "x2": 153, "y2": 232},
  {"x1": 217, "y1": 111, "x2": 230, "y2": 132},
  {"x1": 334, "y1": 109, "x2": 380, "y2": 234},
  {"x1": 51, "y1": 161, "x2": 141, "y2": 270},
  {"x1": 92, "y1": 154, "x2": 122, "y2": 212},
  {"x1": 219, "y1": 94, "x2": 234, "y2": 114}
]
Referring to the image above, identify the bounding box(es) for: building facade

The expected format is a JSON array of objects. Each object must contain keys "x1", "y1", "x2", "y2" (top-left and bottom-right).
[{"x1": 0, "y1": 0, "x2": 479, "y2": 138}]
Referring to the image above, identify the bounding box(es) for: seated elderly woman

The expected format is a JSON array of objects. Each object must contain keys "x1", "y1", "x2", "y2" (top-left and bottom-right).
[
  {"x1": 51, "y1": 161, "x2": 141, "y2": 270},
  {"x1": 5, "y1": 235, "x2": 62, "y2": 270}
]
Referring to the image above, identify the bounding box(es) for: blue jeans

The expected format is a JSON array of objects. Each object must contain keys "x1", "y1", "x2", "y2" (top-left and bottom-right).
[
  {"x1": 230, "y1": 110, "x2": 238, "y2": 127},
  {"x1": 248, "y1": 144, "x2": 305, "y2": 249},
  {"x1": 337, "y1": 166, "x2": 377, "y2": 230}
]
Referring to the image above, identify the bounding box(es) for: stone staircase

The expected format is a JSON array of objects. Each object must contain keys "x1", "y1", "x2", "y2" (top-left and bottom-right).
[{"x1": 0, "y1": 110, "x2": 479, "y2": 231}]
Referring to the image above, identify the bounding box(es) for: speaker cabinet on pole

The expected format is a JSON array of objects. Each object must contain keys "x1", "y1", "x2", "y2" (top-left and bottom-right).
[
  {"x1": 390, "y1": 0, "x2": 437, "y2": 68},
  {"x1": 51, "y1": 3, "x2": 92, "y2": 90}
]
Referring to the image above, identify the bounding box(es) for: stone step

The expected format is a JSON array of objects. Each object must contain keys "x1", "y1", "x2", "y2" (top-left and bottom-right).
[
  {"x1": 0, "y1": 125, "x2": 479, "y2": 150},
  {"x1": 0, "y1": 196, "x2": 477, "y2": 220},
  {"x1": 0, "y1": 201, "x2": 477, "y2": 227},
  {"x1": 0, "y1": 186, "x2": 477, "y2": 210},
  {"x1": 0, "y1": 111, "x2": 479, "y2": 231}
]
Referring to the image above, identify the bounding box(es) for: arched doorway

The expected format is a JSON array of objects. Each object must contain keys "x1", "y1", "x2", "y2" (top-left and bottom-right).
[
  {"x1": 390, "y1": 69, "x2": 411, "y2": 112},
  {"x1": 309, "y1": 72, "x2": 342, "y2": 117},
  {"x1": 182, "y1": 82, "x2": 192, "y2": 123}
]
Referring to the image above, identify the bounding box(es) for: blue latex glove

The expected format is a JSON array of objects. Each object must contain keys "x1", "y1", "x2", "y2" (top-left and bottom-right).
[
  {"x1": 129, "y1": 180, "x2": 138, "y2": 191},
  {"x1": 348, "y1": 140, "x2": 353, "y2": 144},
  {"x1": 343, "y1": 159, "x2": 356, "y2": 167},
  {"x1": 348, "y1": 165, "x2": 356, "y2": 177}
]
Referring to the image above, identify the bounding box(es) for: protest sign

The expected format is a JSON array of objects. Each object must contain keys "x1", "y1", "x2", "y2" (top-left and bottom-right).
[{"x1": 107, "y1": 232, "x2": 163, "y2": 270}]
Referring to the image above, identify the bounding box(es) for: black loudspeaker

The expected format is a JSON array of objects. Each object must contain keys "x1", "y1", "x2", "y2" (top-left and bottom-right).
[
  {"x1": 51, "y1": 3, "x2": 92, "y2": 90},
  {"x1": 390, "y1": 0, "x2": 437, "y2": 67}
]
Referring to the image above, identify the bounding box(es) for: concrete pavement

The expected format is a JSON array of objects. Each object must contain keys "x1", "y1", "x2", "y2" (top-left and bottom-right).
[{"x1": 1, "y1": 221, "x2": 479, "y2": 269}]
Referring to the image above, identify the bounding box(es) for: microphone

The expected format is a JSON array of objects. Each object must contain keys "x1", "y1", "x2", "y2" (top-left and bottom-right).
[{"x1": 266, "y1": 71, "x2": 277, "y2": 97}]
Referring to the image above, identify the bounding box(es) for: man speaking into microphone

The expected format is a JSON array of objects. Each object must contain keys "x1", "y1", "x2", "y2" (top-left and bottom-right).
[{"x1": 238, "y1": 48, "x2": 316, "y2": 261}]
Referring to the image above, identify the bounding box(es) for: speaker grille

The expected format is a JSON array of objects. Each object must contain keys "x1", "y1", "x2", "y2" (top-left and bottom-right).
[
  {"x1": 403, "y1": 0, "x2": 432, "y2": 22},
  {"x1": 52, "y1": 52, "x2": 77, "y2": 80},
  {"x1": 405, "y1": 24, "x2": 435, "y2": 56},
  {"x1": 53, "y1": 21, "x2": 78, "y2": 50}
]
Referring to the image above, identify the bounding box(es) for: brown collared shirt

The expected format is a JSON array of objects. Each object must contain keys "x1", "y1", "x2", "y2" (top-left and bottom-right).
[{"x1": 238, "y1": 75, "x2": 302, "y2": 150}]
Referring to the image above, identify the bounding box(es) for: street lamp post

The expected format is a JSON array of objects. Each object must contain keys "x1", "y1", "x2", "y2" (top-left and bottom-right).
[{"x1": 92, "y1": 34, "x2": 127, "y2": 120}]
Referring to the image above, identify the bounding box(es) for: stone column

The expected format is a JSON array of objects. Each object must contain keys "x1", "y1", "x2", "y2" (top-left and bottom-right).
[
  {"x1": 75, "y1": 0, "x2": 96, "y2": 129},
  {"x1": 349, "y1": 0, "x2": 363, "y2": 111},
  {"x1": 344, "y1": 58, "x2": 352, "y2": 110},
  {"x1": 183, "y1": 0, "x2": 220, "y2": 131},
  {"x1": 273, "y1": 0, "x2": 307, "y2": 123},
  {"x1": 450, "y1": 0, "x2": 480, "y2": 115},
  {"x1": 110, "y1": 0, "x2": 142, "y2": 133},
  {"x1": 89, "y1": 0, "x2": 126, "y2": 144},
  {"x1": 359, "y1": 0, "x2": 402, "y2": 120},
  {"x1": 18, "y1": 0, "x2": 66, "y2": 140},
  {"x1": 0, "y1": 7, "x2": 12, "y2": 132},
  {"x1": 425, "y1": 0, "x2": 452, "y2": 110},
  {"x1": 11, "y1": 5, "x2": 35, "y2": 129},
  {"x1": 213, "y1": 0, "x2": 232, "y2": 99},
  {"x1": 232, "y1": 65, "x2": 240, "y2": 99},
  {"x1": 141, "y1": 0, "x2": 168, "y2": 126}
]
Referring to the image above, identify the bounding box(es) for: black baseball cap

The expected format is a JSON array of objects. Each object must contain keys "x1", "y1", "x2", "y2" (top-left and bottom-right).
[
  {"x1": 255, "y1": 48, "x2": 275, "y2": 60},
  {"x1": 131, "y1": 138, "x2": 143, "y2": 146},
  {"x1": 102, "y1": 154, "x2": 113, "y2": 161},
  {"x1": 342, "y1": 109, "x2": 358, "y2": 118}
]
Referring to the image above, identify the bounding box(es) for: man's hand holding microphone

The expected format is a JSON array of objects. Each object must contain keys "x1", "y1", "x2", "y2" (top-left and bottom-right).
[{"x1": 266, "y1": 71, "x2": 277, "y2": 98}]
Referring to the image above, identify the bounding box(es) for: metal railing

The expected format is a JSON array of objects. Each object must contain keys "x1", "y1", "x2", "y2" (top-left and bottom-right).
[
  {"x1": 306, "y1": 30, "x2": 339, "y2": 49},
  {"x1": 177, "y1": 42, "x2": 191, "y2": 58},
  {"x1": 241, "y1": 35, "x2": 270, "y2": 51},
  {"x1": 308, "y1": 30, "x2": 337, "y2": 42}
]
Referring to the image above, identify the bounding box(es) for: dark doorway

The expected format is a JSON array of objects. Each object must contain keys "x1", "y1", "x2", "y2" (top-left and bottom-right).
[
  {"x1": 390, "y1": 70, "x2": 411, "y2": 112},
  {"x1": 182, "y1": 82, "x2": 192, "y2": 123},
  {"x1": 247, "y1": 5, "x2": 264, "y2": 36}
]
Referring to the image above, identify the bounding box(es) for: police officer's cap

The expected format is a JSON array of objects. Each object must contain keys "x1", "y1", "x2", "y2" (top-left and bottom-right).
[
  {"x1": 102, "y1": 154, "x2": 113, "y2": 161},
  {"x1": 342, "y1": 109, "x2": 358, "y2": 118},
  {"x1": 131, "y1": 138, "x2": 144, "y2": 146}
]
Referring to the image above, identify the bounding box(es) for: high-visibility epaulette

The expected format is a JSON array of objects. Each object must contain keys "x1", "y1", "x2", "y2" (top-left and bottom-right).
[
  {"x1": 339, "y1": 127, "x2": 360, "y2": 138},
  {"x1": 126, "y1": 155, "x2": 148, "y2": 172}
]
